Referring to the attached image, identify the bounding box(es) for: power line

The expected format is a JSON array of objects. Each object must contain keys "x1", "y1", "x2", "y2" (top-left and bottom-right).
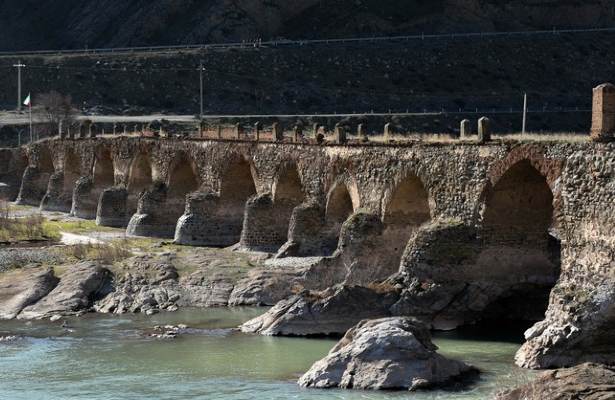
[{"x1": 0, "y1": 26, "x2": 614, "y2": 57}]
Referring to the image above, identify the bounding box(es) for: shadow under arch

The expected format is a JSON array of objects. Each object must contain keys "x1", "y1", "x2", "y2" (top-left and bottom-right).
[
  {"x1": 126, "y1": 152, "x2": 153, "y2": 216},
  {"x1": 270, "y1": 161, "x2": 304, "y2": 247},
  {"x1": 64, "y1": 148, "x2": 82, "y2": 196},
  {"x1": 475, "y1": 158, "x2": 561, "y2": 324},
  {"x1": 16, "y1": 146, "x2": 55, "y2": 206},
  {"x1": 167, "y1": 151, "x2": 199, "y2": 219},
  {"x1": 322, "y1": 177, "x2": 360, "y2": 254},
  {"x1": 382, "y1": 172, "x2": 432, "y2": 261}
]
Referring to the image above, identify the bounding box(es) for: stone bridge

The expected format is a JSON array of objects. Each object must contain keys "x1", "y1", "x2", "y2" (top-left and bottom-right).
[{"x1": 1, "y1": 84, "x2": 615, "y2": 369}]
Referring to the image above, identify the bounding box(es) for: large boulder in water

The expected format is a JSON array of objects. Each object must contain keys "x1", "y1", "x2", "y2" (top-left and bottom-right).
[
  {"x1": 495, "y1": 363, "x2": 615, "y2": 400},
  {"x1": 0, "y1": 268, "x2": 59, "y2": 319},
  {"x1": 18, "y1": 262, "x2": 112, "y2": 319},
  {"x1": 240, "y1": 285, "x2": 399, "y2": 336},
  {"x1": 298, "y1": 317, "x2": 476, "y2": 391}
]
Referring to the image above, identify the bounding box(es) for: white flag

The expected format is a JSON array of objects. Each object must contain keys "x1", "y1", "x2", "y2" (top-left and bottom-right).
[{"x1": 23, "y1": 93, "x2": 31, "y2": 107}]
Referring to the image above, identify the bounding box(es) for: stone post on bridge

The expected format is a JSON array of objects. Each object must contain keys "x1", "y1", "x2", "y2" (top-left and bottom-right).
[
  {"x1": 58, "y1": 120, "x2": 64, "y2": 139},
  {"x1": 254, "y1": 122, "x2": 261, "y2": 141},
  {"x1": 78, "y1": 122, "x2": 86, "y2": 139},
  {"x1": 89, "y1": 123, "x2": 96, "y2": 139},
  {"x1": 235, "y1": 123, "x2": 243, "y2": 139},
  {"x1": 217, "y1": 125, "x2": 222, "y2": 139},
  {"x1": 112, "y1": 123, "x2": 117, "y2": 136},
  {"x1": 334, "y1": 123, "x2": 346, "y2": 144},
  {"x1": 478, "y1": 117, "x2": 491, "y2": 143},
  {"x1": 198, "y1": 120, "x2": 204, "y2": 138},
  {"x1": 460, "y1": 119, "x2": 471, "y2": 138},
  {"x1": 384, "y1": 123, "x2": 392, "y2": 142},
  {"x1": 293, "y1": 125, "x2": 302, "y2": 142},
  {"x1": 273, "y1": 122, "x2": 283, "y2": 141},
  {"x1": 358, "y1": 123, "x2": 368, "y2": 143},
  {"x1": 591, "y1": 83, "x2": 615, "y2": 142}
]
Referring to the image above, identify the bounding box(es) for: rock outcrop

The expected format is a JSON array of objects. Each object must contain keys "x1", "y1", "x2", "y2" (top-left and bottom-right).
[
  {"x1": 0, "y1": 268, "x2": 59, "y2": 319},
  {"x1": 495, "y1": 363, "x2": 615, "y2": 400},
  {"x1": 19, "y1": 262, "x2": 112, "y2": 319},
  {"x1": 94, "y1": 260, "x2": 182, "y2": 314},
  {"x1": 298, "y1": 317, "x2": 476, "y2": 391},
  {"x1": 240, "y1": 285, "x2": 399, "y2": 336}
]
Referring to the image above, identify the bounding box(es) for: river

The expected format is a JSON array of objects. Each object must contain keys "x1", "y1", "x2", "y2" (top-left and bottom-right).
[{"x1": 0, "y1": 308, "x2": 534, "y2": 399}]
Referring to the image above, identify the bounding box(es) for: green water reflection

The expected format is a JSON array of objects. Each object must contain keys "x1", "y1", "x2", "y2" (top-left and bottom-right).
[{"x1": 0, "y1": 308, "x2": 534, "y2": 400}]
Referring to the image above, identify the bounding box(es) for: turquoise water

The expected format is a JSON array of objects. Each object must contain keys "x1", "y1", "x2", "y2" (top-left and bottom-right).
[{"x1": 0, "y1": 308, "x2": 533, "y2": 399}]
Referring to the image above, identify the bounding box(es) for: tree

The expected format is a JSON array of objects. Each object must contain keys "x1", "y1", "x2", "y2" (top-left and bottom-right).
[{"x1": 34, "y1": 91, "x2": 76, "y2": 135}]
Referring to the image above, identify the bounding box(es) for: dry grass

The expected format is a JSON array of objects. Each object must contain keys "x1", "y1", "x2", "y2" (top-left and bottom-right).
[
  {"x1": 494, "y1": 132, "x2": 589, "y2": 143},
  {"x1": 0, "y1": 201, "x2": 58, "y2": 242},
  {"x1": 341, "y1": 131, "x2": 589, "y2": 144},
  {"x1": 62, "y1": 239, "x2": 133, "y2": 264}
]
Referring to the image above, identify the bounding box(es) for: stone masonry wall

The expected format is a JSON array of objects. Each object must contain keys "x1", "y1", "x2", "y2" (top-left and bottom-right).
[{"x1": 3, "y1": 135, "x2": 615, "y2": 369}]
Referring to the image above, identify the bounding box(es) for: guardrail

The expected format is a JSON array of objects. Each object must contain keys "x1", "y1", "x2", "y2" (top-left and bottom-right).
[{"x1": 0, "y1": 27, "x2": 613, "y2": 57}]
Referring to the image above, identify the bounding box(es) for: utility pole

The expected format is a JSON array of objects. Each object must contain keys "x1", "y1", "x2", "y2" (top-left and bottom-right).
[
  {"x1": 12, "y1": 61, "x2": 25, "y2": 112},
  {"x1": 522, "y1": 92, "x2": 528, "y2": 135},
  {"x1": 198, "y1": 62, "x2": 205, "y2": 119}
]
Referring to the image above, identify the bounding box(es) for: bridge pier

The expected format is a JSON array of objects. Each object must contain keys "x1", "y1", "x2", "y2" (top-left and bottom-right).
[
  {"x1": 40, "y1": 171, "x2": 72, "y2": 212},
  {"x1": 174, "y1": 191, "x2": 247, "y2": 247},
  {"x1": 96, "y1": 187, "x2": 129, "y2": 227},
  {"x1": 238, "y1": 193, "x2": 289, "y2": 252},
  {"x1": 16, "y1": 166, "x2": 53, "y2": 206}
]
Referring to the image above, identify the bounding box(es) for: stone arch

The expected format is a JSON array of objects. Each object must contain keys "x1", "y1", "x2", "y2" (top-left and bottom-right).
[
  {"x1": 168, "y1": 154, "x2": 198, "y2": 198},
  {"x1": 273, "y1": 162, "x2": 303, "y2": 205},
  {"x1": 93, "y1": 148, "x2": 115, "y2": 189},
  {"x1": 64, "y1": 148, "x2": 81, "y2": 194},
  {"x1": 220, "y1": 157, "x2": 257, "y2": 213},
  {"x1": 323, "y1": 180, "x2": 358, "y2": 254},
  {"x1": 214, "y1": 157, "x2": 258, "y2": 244},
  {"x1": 271, "y1": 161, "x2": 305, "y2": 246},
  {"x1": 38, "y1": 147, "x2": 55, "y2": 174},
  {"x1": 379, "y1": 172, "x2": 432, "y2": 269},
  {"x1": 483, "y1": 159, "x2": 554, "y2": 238},
  {"x1": 17, "y1": 147, "x2": 55, "y2": 206},
  {"x1": 128, "y1": 153, "x2": 153, "y2": 194},
  {"x1": 325, "y1": 183, "x2": 354, "y2": 225},
  {"x1": 126, "y1": 153, "x2": 153, "y2": 215},
  {"x1": 475, "y1": 159, "x2": 560, "y2": 324}
]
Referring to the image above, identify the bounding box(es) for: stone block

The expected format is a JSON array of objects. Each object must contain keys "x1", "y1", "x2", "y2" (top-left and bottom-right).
[
  {"x1": 96, "y1": 186, "x2": 128, "y2": 227},
  {"x1": 591, "y1": 83, "x2": 615, "y2": 142},
  {"x1": 273, "y1": 122, "x2": 283, "y2": 141},
  {"x1": 460, "y1": 119, "x2": 471, "y2": 138},
  {"x1": 334, "y1": 123, "x2": 346, "y2": 144},
  {"x1": 478, "y1": 117, "x2": 491, "y2": 143}
]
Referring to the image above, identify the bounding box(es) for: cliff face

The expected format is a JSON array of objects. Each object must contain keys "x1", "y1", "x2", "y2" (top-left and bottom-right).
[{"x1": 0, "y1": 0, "x2": 613, "y2": 51}]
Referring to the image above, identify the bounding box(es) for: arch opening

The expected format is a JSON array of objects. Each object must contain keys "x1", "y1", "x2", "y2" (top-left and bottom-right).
[
  {"x1": 127, "y1": 153, "x2": 153, "y2": 216},
  {"x1": 167, "y1": 154, "x2": 199, "y2": 221},
  {"x1": 64, "y1": 149, "x2": 81, "y2": 194},
  {"x1": 477, "y1": 159, "x2": 560, "y2": 327},
  {"x1": 220, "y1": 159, "x2": 256, "y2": 214},
  {"x1": 272, "y1": 163, "x2": 304, "y2": 246},
  {"x1": 93, "y1": 150, "x2": 114, "y2": 189},
  {"x1": 38, "y1": 148, "x2": 55, "y2": 174},
  {"x1": 323, "y1": 182, "x2": 355, "y2": 254},
  {"x1": 383, "y1": 174, "x2": 431, "y2": 258},
  {"x1": 214, "y1": 159, "x2": 257, "y2": 245}
]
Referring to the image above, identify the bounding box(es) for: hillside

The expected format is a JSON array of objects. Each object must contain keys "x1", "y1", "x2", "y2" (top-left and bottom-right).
[{"x1": 0, "y1": 0, "x2": 613, "y2": 51}]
